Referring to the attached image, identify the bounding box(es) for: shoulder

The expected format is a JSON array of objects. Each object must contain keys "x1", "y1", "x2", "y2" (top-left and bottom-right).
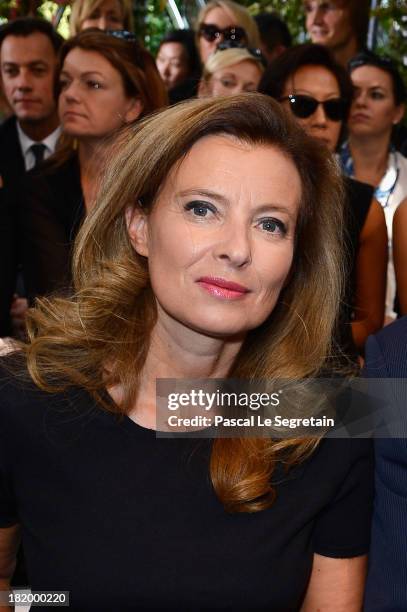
[
  {"x1": 0, "y1": 353, "x2": 100, "y2": 442},
  {"x1": 365, "y1": 317, "x2": 407, "y2": 378},
  {"x1": 0, "y1": 116, "x2": 17, "y2": 139}
]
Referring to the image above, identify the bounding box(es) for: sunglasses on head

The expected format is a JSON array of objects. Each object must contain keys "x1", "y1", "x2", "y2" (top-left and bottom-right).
[
  {"x1": 280, "y1": 94, "x2": 348, "y2": 121},
  {"x1": 198, "y1": 23, "x2": 247, "y2": 44},
  {"x1": 216, "y1": 40, "x2": 266, "y2": 65}
]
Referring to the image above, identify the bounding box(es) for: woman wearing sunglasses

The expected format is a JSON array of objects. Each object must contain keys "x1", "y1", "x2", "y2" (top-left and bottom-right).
[
  {"x1": 196, "y1": 0, "x2": 260, "y2": 64},
  {"x1": 199, "y1": 42, "x2": 264, "y2": 97},
  {"x1": 259, "y1": 43, "x2": 387, "y2": 357},
  {"x1": 341, "y1": 51, "x2": 407, "y2": 322}
]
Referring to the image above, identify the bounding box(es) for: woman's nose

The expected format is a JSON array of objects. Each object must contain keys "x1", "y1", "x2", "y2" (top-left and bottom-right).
[
  {"x1": 311, "y1": 6, "x2": 325, "y2": 25},
  {"x1": 213, "y1": 223, "x2": 252, "y2": 268},
  {"x1": 311, "y1": 102, "x2": 328, "y2": 126},
  {"x1": 97, "y1": 16, "x2": 108, "y2": 30}
]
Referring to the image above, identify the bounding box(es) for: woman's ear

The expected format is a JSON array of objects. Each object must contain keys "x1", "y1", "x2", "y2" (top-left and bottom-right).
[
  {"x1": 394, "y1": 102, "x2": 405, "y2": 125},
  {"x1": 124, "y1": 98, "x2": 144, "y2": 124},
  {"x1": 125, "y1": 202, "x2": 149, "y2": 257}
]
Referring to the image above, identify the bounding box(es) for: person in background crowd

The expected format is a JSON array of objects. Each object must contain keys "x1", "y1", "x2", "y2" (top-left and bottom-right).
[
  {"x1": 0, "y1": 94, "x2": 373, "y2": 610},
  {"x1": 69, "y1": 0, "x2": 133, "y2": 36},
  {"x1": 196, "y1": 0, "x2": 260, "y2": 65},
  {"x1": 0, "y1": 18, "x2": 63, "y2": 185},
  {"x1": 302, "y1": 0, "x2": 370, "y2": 68},
  {"x1": 156, "y1": 29, "x2": 201, "y2": 104},
  {"x1": 0, "y1": 18, "x2": 63, "y2": 339},
  {"x1": 259, "y1": 44, "x2": 387, "y2": 357},
  {"x1": 341, "y1": 51, "x2": 407, "y2": 322},
  {"x1": 20, "y1": 29, "x2": 167, "y2": 302},
  {"x1": 363, "y1": 316, "x2": 407, "y2": 611},
  {"x1": 392, "y1": 197, "x2": 407, "y2": 316},
  {"x1": 199, "y1": 43, "x2": 264, "y2": 97},
  {"x1": 254, "y1": 12, "x2": 292, "y2": 64}
]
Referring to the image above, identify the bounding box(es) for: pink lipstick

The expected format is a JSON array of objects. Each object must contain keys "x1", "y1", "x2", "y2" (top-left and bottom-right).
[{"x1": 197, "y1": 276, "x2": 250, "y2": 300}]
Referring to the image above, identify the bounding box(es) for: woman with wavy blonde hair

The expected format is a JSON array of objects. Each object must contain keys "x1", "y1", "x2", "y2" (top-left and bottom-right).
[
  {"x1": 196, "y1": 0, "x2": 260, "y2": 63},
  {"x1": 0, "y1": 95, "x2": 372, "y2": 609},
  {"x1": 199, "y1": 44, "x2": 264, "y2": 97},
  {"x1": 69, "y1": 0, "x2": 134, "y2": 36}
]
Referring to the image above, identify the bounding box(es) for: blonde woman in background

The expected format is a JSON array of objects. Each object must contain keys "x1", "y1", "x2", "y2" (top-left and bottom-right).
[
  {"x1": 69, "y1": 0, "x2": 134, "y2": 36},
  {"x1": 199, "y1": 43, "x2": 264, "y2": 97},
  {"x1": 196, "y1": 0, "x2": 260, "y2": 64}
]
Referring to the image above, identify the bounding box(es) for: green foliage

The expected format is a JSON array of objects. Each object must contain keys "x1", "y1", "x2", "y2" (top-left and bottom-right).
[
  {"x1": 136, "y1": 0, "x2": 172, "y2": 55},
  {"x1": 373, "y1": 0, "x2": 407, "y2": 86}
]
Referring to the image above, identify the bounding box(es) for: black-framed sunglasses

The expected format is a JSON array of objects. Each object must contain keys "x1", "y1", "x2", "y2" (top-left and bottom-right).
[
  {"x1": 216, "y1": 40, "x2": 266, "y2": 66},
  {"x1": 198, "y1": 23, "x2": 247, "y2": 44},
  {"x1": 280, "y1": 94, "x2": 348, "y2": 121}
]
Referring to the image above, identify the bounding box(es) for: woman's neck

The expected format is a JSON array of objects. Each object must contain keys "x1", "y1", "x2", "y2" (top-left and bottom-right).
[
  {"x1": 128, "y1": 308, "x2": 246, "y2": 429},
  {"x1": 78, "y1": 139, "x2": 107, "y2": 212},
  {"x1": 348, "y1": 132, "x2": 391, "y2": 187}
]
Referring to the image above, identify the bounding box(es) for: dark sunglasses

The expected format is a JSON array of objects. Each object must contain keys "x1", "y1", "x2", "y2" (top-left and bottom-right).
[
  {"x1": 198, "y1": 23, "x2": 247, "y2": 44},
  {"x1": 280, "y1": 94, "x2": 348, "y2": 121},
  {"x1": 105, "y1": 29, "x2": 137, "y2": 41}
]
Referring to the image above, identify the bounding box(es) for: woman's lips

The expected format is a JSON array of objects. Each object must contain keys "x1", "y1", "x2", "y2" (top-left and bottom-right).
[
  {"x1": 197, "y1": 277, "x2": 250, "y2": 300},
  {"x1": 350, "y1": 113, "x2": 370, "y2": 122}
]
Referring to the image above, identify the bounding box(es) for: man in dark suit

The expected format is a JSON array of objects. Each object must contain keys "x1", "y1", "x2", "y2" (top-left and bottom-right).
[
  {"x1": 364, "y1": 317, "x2": 407, "y2": 611},
  {"x1": 0, "y1": 18, "x2": 63, "y2": 336}
]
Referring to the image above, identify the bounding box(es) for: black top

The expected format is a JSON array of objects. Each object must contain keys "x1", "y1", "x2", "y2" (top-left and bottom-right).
[
  {"x1": 0, "y1": 117, "x2": 25, "y2": 335},
  {"x1": 0, "y1": 116, "x2": 25, "y2": 189},
  {"x1": 0, "y1": 364, "x2": 373, "y2": 611},
  {"x1": 338, "y1": 177, "x2": 374, "y2": 360},
  {"x1": 0, "y1": 188, "x2": 18, "y2": 336},
  {"x1": 19, "y1": 153, "x2": 84, "y2": 302}
]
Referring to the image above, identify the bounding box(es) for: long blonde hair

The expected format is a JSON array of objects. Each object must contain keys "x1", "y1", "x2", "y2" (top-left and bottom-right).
[
  {"x1": 201, "y1": 47, "x2": 264, "y2": 93},
  {"x1": 69, "y1": 0, "x2": 134, "y2": 36},
  {"x1": 25, "y1": 94, "x2": 345, "y2": 513}
]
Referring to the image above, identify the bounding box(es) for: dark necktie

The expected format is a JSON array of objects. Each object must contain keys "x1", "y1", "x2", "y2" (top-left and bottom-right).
[{"x1": 30, "y1": 143, "x2": 47, "y2": 168}]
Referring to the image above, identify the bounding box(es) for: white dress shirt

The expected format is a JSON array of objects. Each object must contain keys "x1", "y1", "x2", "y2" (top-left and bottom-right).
[{"x1": 16, "y1": 122, "x2": 61, "y2": 171}]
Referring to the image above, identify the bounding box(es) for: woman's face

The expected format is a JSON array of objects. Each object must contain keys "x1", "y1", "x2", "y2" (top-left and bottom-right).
[
  {"x1": 348, "y1": 65, "x2": 405, "y2": 138},
  {"x1": 206, "y1": 60, "x2": 262, "y2": 96},
  {"x1": 156, "y1": 42, "x2": 189, "y2": 90},
  {"x1": 282, "y1": 64, "x2": 342, "y2": 152},
  {"x1": 127, "y1": 135, "x2": 301, "y2": 338},
  {"x1": 59, "y1": 48, "x2": 142, "y2": 140},
  {"x1": 81, "y1": 0, "x2": 125, "y2": 31},
  {"x1": 304, "y1": 0, "x2": 353, "y2": 50},
  {"x1": 199, "y1": 7, "x2": 245, "y2": 64}
]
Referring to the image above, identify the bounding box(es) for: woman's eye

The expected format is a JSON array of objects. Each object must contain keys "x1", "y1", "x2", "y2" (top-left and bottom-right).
[
  {"x1": 59, "y1": 79, "x2": 69, "y2": 90},
  {"x1": 184, "y1": 201, "x2": 216, "y2": 217},
  {"x1": 221, "y1": 79, "x2": 235, "y2": 88},
  {"x1": 259, "y1": 218, "x2": 287, "y2": 235},
  {"x1": 87, "y1": 80, "x2": 102, "y2": 89},
  {"x1": 371, "y1": 91, "x2": 385, "y2": 100}
]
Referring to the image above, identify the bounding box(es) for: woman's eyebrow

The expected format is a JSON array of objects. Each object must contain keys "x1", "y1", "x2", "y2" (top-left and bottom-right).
[{"x1": 177, "y1": 188, "x2": 230, "y2": 205}]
